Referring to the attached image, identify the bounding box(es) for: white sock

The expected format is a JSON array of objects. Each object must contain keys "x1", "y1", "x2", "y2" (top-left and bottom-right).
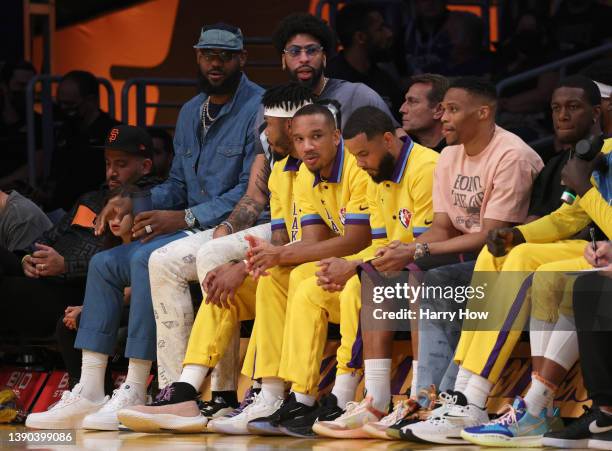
[
  {"x1": 543, "y1": 315, "x2": 579, "y2": 370},
  {"x1": 364, "y1": 359, "x2": 391, "y2": 412},
  {"x1": 292, "y1": 391, "x2": 315, "y2": 406},
  {"x1": 524, "y1": 374, "x2": 556, "y2": 417},
  {"x1": 332, "y1": 372, "x2": 360, "y2": 409},
  {"x1": 79, "y1": 350, "x2": 108, "y2": 402},
  {"x1": 261, "y1": 377, "x2": 284, "y2": 404},
  {"x1": 463, "y1": 373, "x2": 492, "y2": 409},
  {"x1": 125, "y1": 358, "x2": 152, "y2": 395},
  {"x1": 454, "y1": 366, "x2": 473, "y2": 393},
  {"x1": 179, "y1": 364, "x2": 210, "y2": 392},
  {"x1": 409, "y1": 360, "x2": 419, "y2": 399},
  {"x1": 530, "y1": 318, "x2": 555, "y2": 358}
]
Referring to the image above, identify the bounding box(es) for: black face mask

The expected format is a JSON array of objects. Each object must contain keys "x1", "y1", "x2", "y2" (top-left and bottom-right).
[
  {"x1": 371, "y1": 152, "x2": 396, "y2": 183},
  {"x1": 197, "y1": 68, "x2": 242, "y2": 96}
]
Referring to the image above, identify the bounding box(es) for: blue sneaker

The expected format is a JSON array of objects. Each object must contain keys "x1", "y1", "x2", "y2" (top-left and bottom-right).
[{"x1": 461, "y1": 397, "x2": 548, "y2": 447}]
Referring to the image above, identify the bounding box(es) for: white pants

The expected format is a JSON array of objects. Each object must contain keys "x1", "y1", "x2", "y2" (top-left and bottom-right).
[{"x1": 149, "y1": 223, "x2": 271, "y2": 389}]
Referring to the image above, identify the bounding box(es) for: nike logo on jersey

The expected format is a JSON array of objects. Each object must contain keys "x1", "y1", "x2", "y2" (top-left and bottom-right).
[
  {"x1": 589, "y1": 421, "x2": 612, "y2": 434},
  {"x1": 358, "y1": 205, "x2": 368, "y2": 211},
  {"x1": 425, "y1": 219, "x2": 433, "y2": 225}
]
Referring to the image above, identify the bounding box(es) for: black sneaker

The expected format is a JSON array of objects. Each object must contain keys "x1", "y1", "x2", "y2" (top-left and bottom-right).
[
  {"x1": 247, "y1": 392, "x2": 317, "y2": 436},
  {"x1": 279, "y1": 393, "x2": 344, "y2": 438},
  {"x1": 590, "y1": 429, "x2": 612, "y2": 450},
  {"x1": 150, "y1": 382, "x2": 199, "y2": 405},
  {"x1": 543, "y1": 405, "x2": 612, "y2": 449},
  {"x1": 198, "y1": 395, "x2": 239, "y2": 419}
]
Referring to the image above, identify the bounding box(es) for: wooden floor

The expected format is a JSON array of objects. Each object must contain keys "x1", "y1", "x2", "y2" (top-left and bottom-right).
[{"x1": 0, "y1": 425, "x2": 591, "y2": 451}]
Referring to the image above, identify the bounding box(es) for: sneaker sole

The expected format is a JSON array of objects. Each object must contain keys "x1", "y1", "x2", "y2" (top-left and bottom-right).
[
  {"x1": 362, "y1": 424, "x2": 394, "y2": 440},
  {"x1": 117, "y1": 410, "x2": 207, "y2": 433},
  {"x1": 386, "y1": 428, "x2": 402, "y2": 439},
  {"x1": 209, "y1": 420, "x2": 249, "y2": 435},
  {"x1": 311, "y1": 423, "x2": 370, "y2": 439},
  {"x1": 25, "y1": 416, "x2": 84, "y2": 430},
  {"x1": 278, "y1": 426, "x2": 317, "y2": 438},
  {"x1": 589, "y1": 439, "x2": 612, "y2": 450},
  {"x1": 82, "y1": 418, "x2": 119, "y2": 431},
  {"x1": 406, "y1": 428, "x2": 467, "y2": 445},
  {"x1": 461, "y1": 429, "x2": 543, "y2": 448},
  {"x1": 246, "y1": 421, "x2": 284, "y2": 436},
  {"x1": 542, "y1": 437, "x2": 590, "y2": 448}
]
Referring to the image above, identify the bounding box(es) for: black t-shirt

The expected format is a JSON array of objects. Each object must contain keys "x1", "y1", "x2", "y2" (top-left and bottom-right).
[
  {"x1": 528, "y1": 149, "x2": 570, "y2": 218},
  {"x1": 326, "y1": 52, "x2": 404, "y2": 122},
  {"x1": 48, "y1": 111, "x2": 119, "y2": 211}
]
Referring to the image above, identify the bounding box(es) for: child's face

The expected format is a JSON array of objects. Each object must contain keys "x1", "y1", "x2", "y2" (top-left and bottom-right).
[{"x1": 108, "y1": 197, "x2": 134, "y2": 237}]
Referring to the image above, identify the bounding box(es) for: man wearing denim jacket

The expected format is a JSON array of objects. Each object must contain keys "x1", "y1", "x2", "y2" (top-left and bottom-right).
[{"x1": 24, "y1": 23, "x2": 264, "y2": 431}]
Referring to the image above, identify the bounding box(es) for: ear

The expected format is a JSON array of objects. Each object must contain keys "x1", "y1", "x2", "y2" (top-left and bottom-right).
[
  {"x1": 478, "y1": 105, "x2": 492, "y2": 121},
  {"x1": 281, "y1": 54, "x2": 287, "y2": 71},
  {"x1": 195, "y1": 49, "x2": 201, "y2": 64},
  {"x1": 355, "y1": 31, "x2": 368, "y2": 46},
  {"x1": 593, "y1": 104, "x2": 602, "y2": 124},
  {"x1": 333, "y1": 128, "x2": 341, "y2": 146},
  {"x1": 239, "y1": 50, "x2": 248, "y2": 68},
  {"x1": 285, "y1": 118, "x2": 292, "y2": 133},
  {"x1": 432, "y1": 102, "x2": 444, "y2": 120},
  {"x1": 383, "y1": 131, "x2": 395, "y2": 148},
  {"x1": 142, "y1": 158, "x2": 153, "y2": 175}
]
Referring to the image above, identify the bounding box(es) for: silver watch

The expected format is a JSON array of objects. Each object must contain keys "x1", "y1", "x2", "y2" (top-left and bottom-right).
[{"x1": 184, "y1": 209, "x2": 197, "y2": 228}]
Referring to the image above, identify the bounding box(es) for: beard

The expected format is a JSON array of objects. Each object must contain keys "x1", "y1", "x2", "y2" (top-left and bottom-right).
[
  {"x1": 370, "y1": 152, "x2": 396, "y2": 183},
  {"x1": 198, "y1": 68, "x2": 243, "y2": 96},
  {"x1": 288, "y1": 64, "x2": 325, "y2": 89}
]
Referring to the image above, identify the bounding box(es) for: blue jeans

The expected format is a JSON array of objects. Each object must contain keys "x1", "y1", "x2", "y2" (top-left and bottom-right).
[
  {"x1": 75, "y1": 232, "x2": 187, "y2": 360},
  {"x1": 416, "y1": 261, "x2": 475, "y2": 405}
]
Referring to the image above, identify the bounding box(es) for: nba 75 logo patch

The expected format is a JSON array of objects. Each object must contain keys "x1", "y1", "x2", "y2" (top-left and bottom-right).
[{"x1": 399, "y1": 208, "x2": 412, "y2": 228}]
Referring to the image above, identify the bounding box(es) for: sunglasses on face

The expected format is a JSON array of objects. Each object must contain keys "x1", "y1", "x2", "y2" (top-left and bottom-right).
[
  {"x1": 199, "y1": 50, "x2": 239, "y2": 62},
  {"x1": 283, "y1": 44, "x2": 324, "y2": 58}
]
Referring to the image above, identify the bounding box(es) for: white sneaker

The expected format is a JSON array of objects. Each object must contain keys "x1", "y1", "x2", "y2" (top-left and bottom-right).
[
  {"x1": 211, "y1": 392, "x2": 283, "y2": 435},
  {"x1": 82, "y1": 383, "x2": 145, "y2": 431},
  {"x1": 404, "y1": 393, "x2": 489, "y2": 444},
  {"x1": 25, "y1": 384, "x2": 108, "y2": 430}
]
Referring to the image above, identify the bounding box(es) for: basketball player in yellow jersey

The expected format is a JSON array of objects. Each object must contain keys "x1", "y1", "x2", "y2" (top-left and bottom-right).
[
  {"x1": 264, "y1": 106, "x2": 439, "y2": 438},
  {"x1": 239, "y1": 103, "x2": 372, "y2": 435},
  {"x1": 116, "y1": 84, "x2": 317, "y2": 433}
]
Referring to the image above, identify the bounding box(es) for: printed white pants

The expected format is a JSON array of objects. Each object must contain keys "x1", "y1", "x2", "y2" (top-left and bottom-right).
[{"x1": 148, "y1": 223, "x2": 271, "y2": 389}]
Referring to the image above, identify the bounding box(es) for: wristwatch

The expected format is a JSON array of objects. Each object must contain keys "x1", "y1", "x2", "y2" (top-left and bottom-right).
[{"x1": 184, "y1": 209, "x2": 198, "y2": 229}]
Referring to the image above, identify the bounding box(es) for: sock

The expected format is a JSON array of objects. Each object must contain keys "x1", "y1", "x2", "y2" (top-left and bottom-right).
[
  {"x1": 261, "y1": 377, "x2": 284, "y2": 404},
  {"x1": 463, "y1": 373, "x2": 492, "y2": 409},
  {"x1": 332, "y1": 372, "x2": 360, "y2": 409},
  {"x1": 292, "y1": 391, "x2": 316, "y2": 406},
  {"x1": 543, "y1": 315, "x2": 579, "y2": 370},
  {"x1": 524, "y1": 373, "x2": 557, "y2": 417},
  {"x1": 364, "y1": 359, "x2": 391, "y2": 412},
  {"x1": 530, "y1": 318, "x2": 555, "y2": 358},
  {"x1": 252, "y1": 380, "x2": 262, "y2": 390},
  {"x1": 125, "y1": 358, "x2": 152, "y2": 396},
  {"x1": 409, "y1": 360, "x2": 419, "y2": 399},
  {"x1": 454, "y1": 366, "x2": 473, "y2": 393},
  {"x1": 178, "y1": 364, "x2": 210, "y2": 392},
  {"x1": 79, "y1": 350, "x2": 108, "y2": 402}
]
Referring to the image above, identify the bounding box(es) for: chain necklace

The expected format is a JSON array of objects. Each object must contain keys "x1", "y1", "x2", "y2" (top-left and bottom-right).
[
  {"x1": 201, "y1": 97, "x2": 219, "y2": 130},
  {"x1": 316, "y1": 77, "x2": 329, "y2": 97}
]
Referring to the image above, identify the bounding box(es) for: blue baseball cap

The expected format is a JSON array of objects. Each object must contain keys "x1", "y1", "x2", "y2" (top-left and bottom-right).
[{"x1": 194, "y1": 23, "x2": 244, "y2": 51}]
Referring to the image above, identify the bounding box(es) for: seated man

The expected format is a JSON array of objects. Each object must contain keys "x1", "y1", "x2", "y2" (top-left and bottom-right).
[
  {"x1": 274, "y1": 105, "x2": 439, "y2": 438},
  {"x1": 543, "y1": 242, "x2": 612, "y2": 450},
  {"x1": 0, "y1": 124, "x2": 156, "y2": 339},
  {"x1": 403, "y1": 76, "x2": 612, "y2": 446},
  {"x1": 25, "y1": 23, "x2": 263, "y2": 431},
  {"x1": 0, "y1": 189, "x2": 51, "y2": 255},
  {"x1": 147, "y1": 83, "x2": 314, "y2": 412},
  {"x1": 316, "y1": 76, "x2": 543, "y2": 439},
  {"x1": 118, "y1": 103, "x2": 371, "y2": 434}
]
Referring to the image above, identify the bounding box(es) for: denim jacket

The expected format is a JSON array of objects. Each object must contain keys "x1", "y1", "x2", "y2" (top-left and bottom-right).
[{"x1": 151, "y1": 73, "x2": 264, "y2": 227}]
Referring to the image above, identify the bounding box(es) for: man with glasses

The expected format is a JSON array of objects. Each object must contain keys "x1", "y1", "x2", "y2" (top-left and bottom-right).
[
  {"x1": 23, "y1": 23, "x2": 264, "y2": 431},
  {"x1": 272, "y1": 13, "x2": 399, "y2": 129}
]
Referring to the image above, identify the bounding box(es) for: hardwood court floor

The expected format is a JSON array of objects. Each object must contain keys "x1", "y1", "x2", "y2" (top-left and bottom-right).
[{"x1": 0, "y1": 425, "x2": 591, "y2": 451}]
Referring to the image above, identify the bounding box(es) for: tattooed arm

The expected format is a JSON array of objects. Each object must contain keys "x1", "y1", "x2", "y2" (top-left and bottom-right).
[{"x1": 213, "y1": 154, "x2": 271, "y2": 237}]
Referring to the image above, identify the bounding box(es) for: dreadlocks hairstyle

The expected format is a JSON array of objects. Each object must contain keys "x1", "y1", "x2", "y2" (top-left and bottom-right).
[
  {"x1": 272, "y1": 13, "x2": 335, "y2": 55},
  {"x1": 262, "y1": 82, "x2": 315, "y2": 111}
]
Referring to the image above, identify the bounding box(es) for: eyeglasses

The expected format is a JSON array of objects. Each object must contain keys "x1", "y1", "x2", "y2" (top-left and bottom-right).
[
  {"x1": 199, "y1": 50, "x2": 239, "y2": 62},
  {"x1": 283, "y1": 45, "x2": 324, "y2": 58}
]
